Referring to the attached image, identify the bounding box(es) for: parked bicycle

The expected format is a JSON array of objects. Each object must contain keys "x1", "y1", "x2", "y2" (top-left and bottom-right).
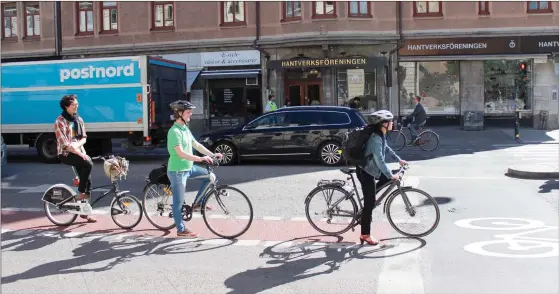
[
  {"x1": 304, "y1": 164, "x2": 440, "y2": 238},
  {"x1": 142, "y1": 155, "x2": 253, "y2": 239},
  {"x1": 387, "y1": 118, "x2": 440, "y2": 151},
  {"x1": 42, "y1": 155, "x2": 143, "y2": 229}
]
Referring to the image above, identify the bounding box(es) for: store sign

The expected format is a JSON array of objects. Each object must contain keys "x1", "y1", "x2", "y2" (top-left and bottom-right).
[
  {"x1": 400, "y1": 36, "x2": 559, "y2": 56},
  {"x1": 267, "y1": 57, "x2": 386, "y2": 70},
  {"x1": 200, "y1": 50, "x2": 260, "y2": 67}
]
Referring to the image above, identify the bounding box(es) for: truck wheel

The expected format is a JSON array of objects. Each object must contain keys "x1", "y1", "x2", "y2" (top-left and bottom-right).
[{"x1": 36, "y1": 134, "x2": 59, "y2": 163}]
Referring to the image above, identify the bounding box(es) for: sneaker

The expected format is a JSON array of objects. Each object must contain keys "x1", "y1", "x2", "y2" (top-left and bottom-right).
[{"x1": 177, "y1": 229, "x2": 198, "y2": 239}]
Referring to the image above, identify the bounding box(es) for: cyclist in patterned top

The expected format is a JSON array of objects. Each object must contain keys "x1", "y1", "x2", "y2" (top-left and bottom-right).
[
  {"x1": 167, "y1": 100, "x2": 223, "y2": 238},
  {"x1": 53, "y1": 94, "x2": 96, "y2": 223}
]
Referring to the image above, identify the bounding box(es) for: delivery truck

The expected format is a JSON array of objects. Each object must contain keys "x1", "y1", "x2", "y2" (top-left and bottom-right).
[{"x1": 1, "y1": 55, "x2": 187, "y2": 162}]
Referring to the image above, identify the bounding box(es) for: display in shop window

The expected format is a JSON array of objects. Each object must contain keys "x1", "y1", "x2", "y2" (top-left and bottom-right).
[
  {"x1": 399, "y1": 61, "x2": 460, "y2": 115},
  {"x1": 483, "y1": 59, "x2": 532, "y2": 114},
  {"x1": 336, "y1": 68, "x2": 378, "y2": 113}
]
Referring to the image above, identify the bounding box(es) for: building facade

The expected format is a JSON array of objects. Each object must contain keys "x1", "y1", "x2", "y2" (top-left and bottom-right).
[{"x1": 2, "y1": 1, "x2": 558, "y2": 130}]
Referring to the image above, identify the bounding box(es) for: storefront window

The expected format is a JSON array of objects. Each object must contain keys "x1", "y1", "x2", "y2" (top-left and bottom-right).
[
  {"x1": 399, "y1": 61, "x2": 460, "y2": 115},
  {"x1": 483, "y1": 59, "x2": 532, "y2": 114},
  {"x1": 336, "y1": 68, "x2": 377, "y2": 112}
]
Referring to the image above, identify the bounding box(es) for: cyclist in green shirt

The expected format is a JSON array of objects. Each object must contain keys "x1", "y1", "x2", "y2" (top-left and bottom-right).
[{"x1": 167, "y1": 100, "x2": 223, "y2": 238}]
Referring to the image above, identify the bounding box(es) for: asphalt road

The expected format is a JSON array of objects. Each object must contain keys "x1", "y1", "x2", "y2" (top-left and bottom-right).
[{"x1": 1, "y1": 143, "x2": 558, "y2": 294}]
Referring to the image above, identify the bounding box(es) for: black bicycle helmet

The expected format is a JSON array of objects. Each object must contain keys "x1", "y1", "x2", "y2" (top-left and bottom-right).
[{"x1": 169, "y1": 100, "x2": 196, "y2": 113}]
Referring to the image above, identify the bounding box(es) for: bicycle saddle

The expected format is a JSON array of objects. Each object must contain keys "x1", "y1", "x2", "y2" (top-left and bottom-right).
[{"x1": 340, "y1": 168, "x2": 357, "y2": 174}]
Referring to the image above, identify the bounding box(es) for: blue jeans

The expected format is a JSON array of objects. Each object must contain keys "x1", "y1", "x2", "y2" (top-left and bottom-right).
[
  {"x1": 167, "y1": 165, "x2": 211, "y2": 233},
  {"x1": 408, "y1": 122, "x2": 420, "y2": 140}
]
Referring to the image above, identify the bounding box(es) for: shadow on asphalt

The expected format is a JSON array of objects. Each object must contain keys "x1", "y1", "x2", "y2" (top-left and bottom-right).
[
  {"x1": 0, "y1": 228, "x2": 235, "y2": 285},
  {"x1": 224, "y1": 235, "x2": 426, "y2": 294},
  {"x1": 539, "y1": 180, "x2": 559, "y2": 194},
  {"x1": 1, "y1": 227, "x2": 424, "y2": 289}
]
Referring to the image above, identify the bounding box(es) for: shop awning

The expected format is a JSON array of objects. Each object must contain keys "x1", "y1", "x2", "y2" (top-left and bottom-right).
[
  {"x1": 199, "y1": 69, "x2": 261, "y2": 79},
  {"x1": 187, "y1": 70, "x2": 201, "y2": 91}
]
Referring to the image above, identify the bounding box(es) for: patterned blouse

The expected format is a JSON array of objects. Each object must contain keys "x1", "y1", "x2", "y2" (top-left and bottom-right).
[{"x1": 53, "y1": 115, "x2": 87, "y2": 156}]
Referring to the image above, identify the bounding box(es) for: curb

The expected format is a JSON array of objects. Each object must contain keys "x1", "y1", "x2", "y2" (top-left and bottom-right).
[{"x1": 506, "y1": 164, "x2": 559, "y2": 180}]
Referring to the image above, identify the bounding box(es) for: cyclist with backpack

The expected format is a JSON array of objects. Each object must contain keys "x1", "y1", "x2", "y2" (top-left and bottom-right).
[{"x1": 345, "y1": 110, "x2": 407, "y2": 245}]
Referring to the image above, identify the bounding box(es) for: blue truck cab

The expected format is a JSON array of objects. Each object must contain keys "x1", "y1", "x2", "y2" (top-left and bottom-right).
[{"x1": 0, "y1": 56, "x2": 186, "y2": 162}]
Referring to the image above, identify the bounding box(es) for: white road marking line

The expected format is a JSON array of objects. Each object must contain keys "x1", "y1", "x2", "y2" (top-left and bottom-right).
[
  {"x1": 201, "y1": 239, "x2": 233, "y2": 246},
  {"x1": 62, "y1": 232, "x2": 86, "y2": 238},
  {"x1": 12, "y1": 229, "x2": 34, "y2": 236},
  {"x1": 377, "y1": 242, "x2": 424, "y2": 294},
  {"x1": 233, "y1": 240, "x2": 261, "y2": 246},
  {"x1": 290, "y1": 217, "x2": 307, "y2": 221},
  {"x1": 262, "y1": 216, "x2": 282, "y2": 221}
]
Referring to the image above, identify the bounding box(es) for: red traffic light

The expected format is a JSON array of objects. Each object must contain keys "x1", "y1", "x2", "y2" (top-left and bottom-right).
[{"x1": 520, "y1": 62, "x2": 527, "y2": 71}]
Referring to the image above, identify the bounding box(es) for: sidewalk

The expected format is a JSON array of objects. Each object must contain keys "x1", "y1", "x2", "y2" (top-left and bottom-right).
[{"x1": 497, "y1": 128, "x2": 559, "y2": 144}]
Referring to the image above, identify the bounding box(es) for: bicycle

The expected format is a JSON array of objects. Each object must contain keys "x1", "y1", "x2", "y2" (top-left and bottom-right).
[
  {"x1": 455, "y1": 217, "x2": 558, "y2": 258},
  {"x1": 304, "y1": 164, "x2": 440, "y2": 238},
  {"x1": 142, "y1": 155, "x2": 253, "y2": 239},
  {"x1": 387, "y1": 118, "x2": 440, "y2": 151},
  {"x1": 41, "y1": 155, "x2": 143, "y2": 230}
]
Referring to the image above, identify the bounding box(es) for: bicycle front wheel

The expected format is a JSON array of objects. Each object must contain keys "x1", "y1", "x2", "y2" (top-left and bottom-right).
[
  {"x1": 202, "y1": 185, "x2": 253, "y2": 239},
  {"x1": 418, "y1": 130, "x2": 440, "y2": 151},
  {"x1": 305, "y1": 185, "x2": 358, "y2": 236},
  {"x1": 387, "y1": 130, "x2": 407, "y2": 151},
  {"x1": 386, "y1": 187, "x2": 440, "y2": 238},
  {"x1": 110, "y1": 194, "x2": 143, "y2": 229}
]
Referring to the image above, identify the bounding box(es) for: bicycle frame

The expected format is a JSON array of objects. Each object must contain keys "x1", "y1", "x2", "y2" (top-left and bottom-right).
[
  {"x1": 54, "y1": 164, "x2": 127, "y2": 209},
  {"x1": 312, "y1": 165, "x2": 414, "y2": 218}
]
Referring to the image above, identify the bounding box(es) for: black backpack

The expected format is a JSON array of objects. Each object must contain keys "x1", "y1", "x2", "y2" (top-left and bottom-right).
[
  {"x1": 341, "y1": 125, "x2": 375, "y2": 166},
  {"x1": 148, "y1": 163, "x2": 171, "y2": 186}
]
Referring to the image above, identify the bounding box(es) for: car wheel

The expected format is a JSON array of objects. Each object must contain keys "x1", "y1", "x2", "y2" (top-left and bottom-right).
[
  {"x1": 213, "y1": 142, "x2": 237, "y2": 165},
  {"x1": 318, "y1": 141, "x2": 342, "y2": 166}
]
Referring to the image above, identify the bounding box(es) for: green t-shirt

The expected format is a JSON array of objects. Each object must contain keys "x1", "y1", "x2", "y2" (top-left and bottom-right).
[{"x1": 167, "y1": 122, "x2": 195, "y2": 171}]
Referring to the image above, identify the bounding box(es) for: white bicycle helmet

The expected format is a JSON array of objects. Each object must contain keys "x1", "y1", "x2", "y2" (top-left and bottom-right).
[{"x1": 368, "y1": 110, "x2": 394, "y2": 125}]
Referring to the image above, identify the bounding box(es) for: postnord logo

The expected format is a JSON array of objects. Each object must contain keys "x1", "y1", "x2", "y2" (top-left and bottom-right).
[{"x1": 59, "y1": 63, "x2": 135, "y2": 83}]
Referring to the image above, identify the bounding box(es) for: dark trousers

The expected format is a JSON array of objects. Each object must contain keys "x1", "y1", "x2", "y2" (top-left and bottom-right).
[
  {"x1": 60, "y1": 153, "x2": 93, "y2": 193},
  {"x1": 356, "y1": 166, "x2": 391, "y2": 235}
]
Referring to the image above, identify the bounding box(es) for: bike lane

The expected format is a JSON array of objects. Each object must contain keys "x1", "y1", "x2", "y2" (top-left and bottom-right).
[
  {"x1": 417, "y1": 177, "x2": 559, "y2": 294},
  {"x1": 1, "y1": 209, "x2": 394, "y2": 246}
]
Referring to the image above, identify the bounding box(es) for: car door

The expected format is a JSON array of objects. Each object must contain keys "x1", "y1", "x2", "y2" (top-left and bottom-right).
[
  {"x1": 236, "y1": 112, "x2": 287, "y2": 157},
  {"x1": 282, "y1": 111, "x2": 324, "y2": 155}
]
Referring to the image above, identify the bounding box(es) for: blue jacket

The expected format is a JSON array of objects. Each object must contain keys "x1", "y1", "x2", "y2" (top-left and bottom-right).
[{"x1": 359, "y1": 133, "x2": 401, "y2": 179}]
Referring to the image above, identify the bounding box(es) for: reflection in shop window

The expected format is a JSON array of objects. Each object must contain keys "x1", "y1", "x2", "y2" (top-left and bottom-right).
[
  {"x1": 399, "y1": 61, "x2": 460, "y2": 115},
  {"x1": 336, "y1": 68, "x2": 377, "y2": 113},
  {"x1": 483, "y1": 60, "x2": 532, "y2": 114}
]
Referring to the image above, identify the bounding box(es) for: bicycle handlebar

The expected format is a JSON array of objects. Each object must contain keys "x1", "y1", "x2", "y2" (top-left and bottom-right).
[
  {"x1": 199, "y1": 154, "x2": 221, "y2": 168},
  {"x1": 90, "y1": 155, "x2": 116, "y2": 161}
]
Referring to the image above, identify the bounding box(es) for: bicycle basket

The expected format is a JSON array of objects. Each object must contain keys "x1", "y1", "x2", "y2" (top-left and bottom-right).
[
  {"x1": 103, "y1": 156, "x2": 129, "y2": 181},
  {"x1": 148, "y1": 164, "x2": 170, "y2": 185}
]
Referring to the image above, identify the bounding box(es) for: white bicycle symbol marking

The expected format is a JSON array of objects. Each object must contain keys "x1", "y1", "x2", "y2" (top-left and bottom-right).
[{"x1": 454, "y1": 217, "x2": 559, "y2": 259}]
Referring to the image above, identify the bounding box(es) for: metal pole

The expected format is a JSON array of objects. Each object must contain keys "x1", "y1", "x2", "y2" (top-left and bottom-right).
[{"x1": 54, "y1": 1, "x2": 62, "y2": 57}]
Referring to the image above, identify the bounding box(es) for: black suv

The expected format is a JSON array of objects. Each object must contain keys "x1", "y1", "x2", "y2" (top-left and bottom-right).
[{"x1": 197, "y1": 106, "x2": 367, "y2": 165}]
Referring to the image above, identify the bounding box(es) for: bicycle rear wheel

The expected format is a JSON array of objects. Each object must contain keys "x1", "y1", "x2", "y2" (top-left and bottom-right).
[
  {"x1": 143, "y1": 183, "x2": 176, "y2": 230},
  {"x1": 387, "y1": 130, "x2": 407, "y2": 151},
  {"x1": 386, "y1": 187, "x2": 440, "y2": 237},
  {"x1": 418, "y1": 130, "x2": 439, "y2": 151},
  {"x1": 110, "y1": 194, "x2": 143, "y2": 229},
  {"x1": 305, "y1": 185, "x2": 358, "y2": 236},
  {"x1": 202, "y1": 185, "x2": 253, "y2": 239}
]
